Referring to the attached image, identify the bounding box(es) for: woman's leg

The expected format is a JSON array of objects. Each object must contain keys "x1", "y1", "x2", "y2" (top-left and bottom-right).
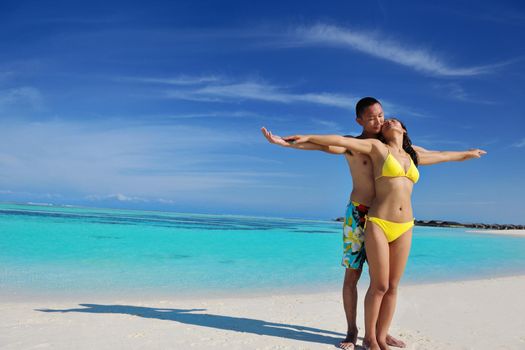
[
  {"x1": 363, "y1": 222, "x2": 390, "y2": 349},
  {"x1": 376, "y1": 229, "x2": 413, "y2": 347}
]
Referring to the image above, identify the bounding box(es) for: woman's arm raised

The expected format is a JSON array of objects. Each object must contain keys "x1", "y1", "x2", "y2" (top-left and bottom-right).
[
  {"x1": 417, "y1": 148, "x2": 487, "y2": 166},
  {"x1": 261, "y1": 127, "x2": 347, "y2": 154},
  {"x1": 283, "y1": 134, "x2": 381, "y2": 155}
]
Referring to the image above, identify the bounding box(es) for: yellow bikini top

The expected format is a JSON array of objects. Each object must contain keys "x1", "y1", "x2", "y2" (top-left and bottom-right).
[{"x1": 375, "y1": 150, "x2": 419, "y2": 184}]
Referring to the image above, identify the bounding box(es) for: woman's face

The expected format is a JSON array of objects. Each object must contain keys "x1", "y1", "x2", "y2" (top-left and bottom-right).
[{"x1": 381, "y1": 119, "x2": 405, "y2": 138}]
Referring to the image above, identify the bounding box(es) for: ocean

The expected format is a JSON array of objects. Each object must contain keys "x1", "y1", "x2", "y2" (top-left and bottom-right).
[{"x1": 1, "y1": 203, "x2": 525, "y2": 298}]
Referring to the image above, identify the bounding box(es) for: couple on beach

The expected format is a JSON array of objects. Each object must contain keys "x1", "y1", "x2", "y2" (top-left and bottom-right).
[{"x1": 262, "y1": 97, "x2": 485, "y2": 350}]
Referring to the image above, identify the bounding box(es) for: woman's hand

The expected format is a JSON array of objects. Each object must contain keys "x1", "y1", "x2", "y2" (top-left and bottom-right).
[
  {"x1": 417, "y1": 147, "x2": 487, "y2": 165},
  {"x1": 261, "y1": 127, "x2": 293, "y2": 147},
  {"x1": 464, "y1": 149, "x2": 487, "y2": 160}
]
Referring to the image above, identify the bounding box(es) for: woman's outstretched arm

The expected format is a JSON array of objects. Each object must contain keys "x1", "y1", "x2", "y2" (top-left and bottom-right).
[
  {"x1": 417, "y1": 148, "x2": 487, "y2": 165},
  {"x1": 283, "y1": 134, "x2": 381, "y2": 155},
  {"x1": 412, "y1": 145, "x2": 438, "y2": 153},
  {"x1": 261, "y1": 127, "x2": 347, "y2": 154}
]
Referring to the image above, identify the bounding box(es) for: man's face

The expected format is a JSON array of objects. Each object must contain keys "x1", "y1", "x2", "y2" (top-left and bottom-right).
[{"x1": 356, "y1": 103, "x2": 384, "y2": 134}]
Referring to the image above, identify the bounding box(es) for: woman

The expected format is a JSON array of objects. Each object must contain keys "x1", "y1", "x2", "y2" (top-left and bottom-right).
[{"x1": 285, "y1": 118, "x2": 486, "y2": 350}]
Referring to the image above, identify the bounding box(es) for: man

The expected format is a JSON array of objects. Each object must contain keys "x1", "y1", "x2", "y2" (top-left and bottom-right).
[{"x1": 262, "y1": 97, "x2": 424, "y2": 349}]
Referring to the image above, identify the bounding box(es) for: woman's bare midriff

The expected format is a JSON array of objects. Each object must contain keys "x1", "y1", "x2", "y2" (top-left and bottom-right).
[{"x1": 367, "y1": 177, "x2": 414, "y2": 222}]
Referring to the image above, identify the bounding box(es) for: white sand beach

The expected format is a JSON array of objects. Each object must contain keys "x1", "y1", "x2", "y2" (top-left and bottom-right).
[
  {"x1": 1, "y1": 276, "x2": 524, "y2": 350},
  {"x1": 467, "y1": 229, "x2": 525, "y2": 237}
]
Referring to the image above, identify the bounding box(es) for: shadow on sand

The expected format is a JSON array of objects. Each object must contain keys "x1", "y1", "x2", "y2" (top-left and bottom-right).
[{"x1": 37, "y1": 303, "x2": 346, "y2": 346}]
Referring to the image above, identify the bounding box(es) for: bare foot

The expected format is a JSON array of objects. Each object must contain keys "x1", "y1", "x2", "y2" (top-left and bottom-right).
[
  {"x1": 385, "y1": 334, "x2": 406, "y2": 348},
  {"x1": 339, "y1": 329, "x2": 357, "y2": 349},
  {"x1": 362, "y1": 339, "x2": 381, "y2": 350},
  {"x1": 378, "y1": 339, "x2": 392, "y2": 350}
]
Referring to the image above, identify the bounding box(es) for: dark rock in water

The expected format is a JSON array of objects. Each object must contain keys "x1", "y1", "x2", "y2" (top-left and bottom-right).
[
  {"x1": 415, "y1": 221, "x2": 525, "y2": 230},
  {"x1": 334, "y1": 217, "x2": 344, "y2": 222}
]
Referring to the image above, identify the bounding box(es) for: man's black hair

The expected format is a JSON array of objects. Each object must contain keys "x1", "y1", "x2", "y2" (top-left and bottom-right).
[{"x1": 355, "y1": 97, "x2": 381, "y2": 118}]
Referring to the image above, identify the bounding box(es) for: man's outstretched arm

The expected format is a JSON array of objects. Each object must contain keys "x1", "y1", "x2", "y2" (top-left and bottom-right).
[{"x1": 261, "y1": 127, "x2": 347, "y2": 154}]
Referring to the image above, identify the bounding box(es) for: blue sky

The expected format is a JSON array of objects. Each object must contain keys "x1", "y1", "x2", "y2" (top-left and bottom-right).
[{"x1": 1, "y1": 0, "x2": 524, "y2": 223}]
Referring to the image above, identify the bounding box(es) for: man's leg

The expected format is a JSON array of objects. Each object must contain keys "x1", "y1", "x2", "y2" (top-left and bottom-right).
[
  {"x1": 340, "y1": 267, "x2": 362, "y2": 350},
  {"x1": 339, "y1": 201, "x2": 368, "y2": 349}
]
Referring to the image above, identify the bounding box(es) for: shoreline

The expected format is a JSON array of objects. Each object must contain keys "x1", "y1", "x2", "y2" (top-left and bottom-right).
[
  {"x1": 2, "y1": 275, "x2": 524, "y2": 349},
  {"x1": 466, "y1": 229, "x2": 525, "y2": 237},
  {"x1": 3, "y1": 270, "x2": 525, "y2": 304}
]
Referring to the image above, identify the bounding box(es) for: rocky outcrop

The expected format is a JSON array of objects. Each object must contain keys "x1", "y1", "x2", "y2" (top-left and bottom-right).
[{"x1": 414, "y1": 220, "x2": 524, "y2": 230}]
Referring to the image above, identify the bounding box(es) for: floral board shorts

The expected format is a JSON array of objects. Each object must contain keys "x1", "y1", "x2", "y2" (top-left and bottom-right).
[{"x1": 341, "y1": 201, "x2": 370, "y2": 270}]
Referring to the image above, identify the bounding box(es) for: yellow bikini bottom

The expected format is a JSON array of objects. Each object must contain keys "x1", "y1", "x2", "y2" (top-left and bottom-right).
[{"x1": 366, "y1": 216, "x2": 414, "y2": 242}]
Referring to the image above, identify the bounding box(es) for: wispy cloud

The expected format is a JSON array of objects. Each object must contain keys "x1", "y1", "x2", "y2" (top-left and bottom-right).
[
  {"x1": 101, "y1": 110, "x2": 270, "y2": 121},
  {"x1": 163, "y1": 80, "x2": 358, "y2": 109},
  {"x1": 432, "y1": 82, "x2": 496, "y2": 104},
  {"x1": 86, "y1": 193, "x2": 149, "y2": 202},
  {"x1": 0, "y1": 189, "x2": 62, "y2": 198},
  {"x1": 0, "y1": 86, "x2": 43, "y2": 110},
  {"x1": 118, "y1": 75, "x2": 223, "y2": 85},
  {"x1": 309, "y1": 118, "x2": 350, "y2": 134},
  {"x1": 513, "y1": 139, "x2": 525, "y2": 148},
  {"x1": 290, "y1": 24, "x2": 512, "y2": 77},
  {"x1": 0, "y1": 119, "x2": 293, "y2": 203},
  {"x1": 125, "y1": 74, "x2": 426, "y2": 117},
  {"x1": 123, "y1": 73, "x2": 357, "y2": 109},
  {"x1": 85, "y1": 193, "x2": 176, "y2": 204},
  {"x1": 380, "y1": 101, "x2": 429, "y2": 119},
  {"x1": 167, "y1": 110, "x2": 265, "y2": 119}
]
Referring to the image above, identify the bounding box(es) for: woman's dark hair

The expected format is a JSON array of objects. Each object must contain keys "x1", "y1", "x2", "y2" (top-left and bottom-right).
[{"x1": 380, "y1": 118, "x2": 419, "y2": 166}]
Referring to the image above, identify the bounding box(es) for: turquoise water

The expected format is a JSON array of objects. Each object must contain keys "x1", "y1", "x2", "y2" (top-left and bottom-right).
[{"x1": 1, "y1": 203, "x2": 525, "y2": 297}]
